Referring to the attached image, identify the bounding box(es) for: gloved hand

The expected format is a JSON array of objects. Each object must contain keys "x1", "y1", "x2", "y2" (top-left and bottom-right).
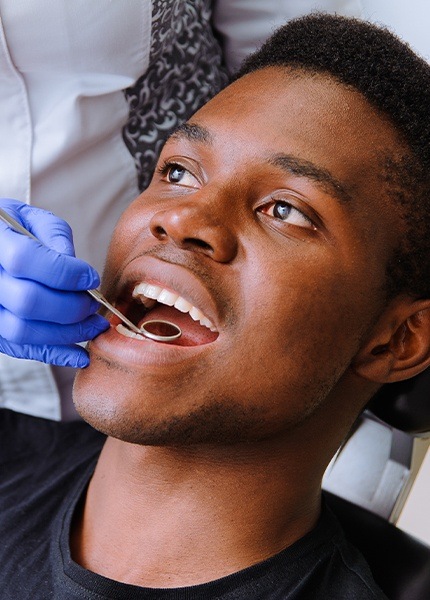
[{"x1": 0, "y1": 199, "x2": 109, "y2": 368}]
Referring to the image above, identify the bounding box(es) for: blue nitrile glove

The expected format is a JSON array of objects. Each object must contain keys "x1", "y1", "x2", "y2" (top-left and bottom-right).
[{"x1": 0, "y1": 199, "x2": 109, "y2": 368}]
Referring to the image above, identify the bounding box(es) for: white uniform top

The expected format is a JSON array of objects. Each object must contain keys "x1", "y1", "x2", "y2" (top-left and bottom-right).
[{"x1": 0, "y1": 0, "x2": 362, "y2": 420}]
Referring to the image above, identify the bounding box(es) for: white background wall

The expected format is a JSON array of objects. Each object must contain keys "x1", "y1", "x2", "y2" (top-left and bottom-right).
[
  {"x1": 360, "y1": 0, "x2": 430, "y2": 61},
  {"x1": 399, "y1": 447, "x2": 430, "y2": 544},
  {"x1": 359, "y1": 0, "x2": 430, "y2": 545}
]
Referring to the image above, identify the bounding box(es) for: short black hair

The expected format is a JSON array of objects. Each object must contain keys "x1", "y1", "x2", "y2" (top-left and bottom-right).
[{"x1": 238, "y1": 14, "x2": 430, "y2": 300}]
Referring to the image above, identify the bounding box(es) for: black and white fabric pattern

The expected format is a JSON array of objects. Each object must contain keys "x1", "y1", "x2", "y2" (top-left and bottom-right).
[{"x1": 123, "y1": 0, "x2": 229, "y2": 191}]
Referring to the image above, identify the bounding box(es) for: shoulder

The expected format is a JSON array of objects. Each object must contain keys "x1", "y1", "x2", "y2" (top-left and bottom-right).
[
  {"x1": 249, "y1": 504, "x2": 388, "y2": 600},
  {"x1": 292, "y1": 506, "x2": 388, "y2": 599}
]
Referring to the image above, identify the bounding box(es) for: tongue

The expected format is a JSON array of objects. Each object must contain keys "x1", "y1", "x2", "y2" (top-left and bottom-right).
[{"x1": 138, "y1": 305, "x2": 218, "y2": 346}]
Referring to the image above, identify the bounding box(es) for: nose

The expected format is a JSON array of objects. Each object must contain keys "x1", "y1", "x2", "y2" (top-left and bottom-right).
[{"x1": 149, "y1": 200, "x2": 238, "y2": 263}]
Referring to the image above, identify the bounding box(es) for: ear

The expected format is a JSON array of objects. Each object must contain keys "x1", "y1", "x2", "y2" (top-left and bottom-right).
[{"x1": 351, "y1": 298, "x2": 430, "y2": 383}]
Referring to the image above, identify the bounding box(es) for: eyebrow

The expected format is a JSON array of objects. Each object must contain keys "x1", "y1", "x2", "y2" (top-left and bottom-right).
[
  {"x1": 170, "y1": 122, "x2": 352, "y2": 204},
  {"x1": 170, "y1": 122, "x2": 213, "y2": 145},
  {"x1": 269, "y1": 154, "x2": 352, "y2": 204}
]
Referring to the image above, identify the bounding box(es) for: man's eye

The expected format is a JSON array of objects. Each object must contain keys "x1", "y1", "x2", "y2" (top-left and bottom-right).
[
  {"x1": 158, "y1": 161, "x2": 200, "y2": 188},
  {"x1": 262, "y1": 200, "x2": 315, "y2": 230}
]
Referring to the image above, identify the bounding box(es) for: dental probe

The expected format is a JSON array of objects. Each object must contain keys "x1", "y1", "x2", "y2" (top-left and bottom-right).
[{"x1": 0, "y1": 208, "x2": 182, "y2": 342}]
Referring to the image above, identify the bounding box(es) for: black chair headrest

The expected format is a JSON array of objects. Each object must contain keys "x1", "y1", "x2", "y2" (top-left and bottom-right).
[{"x1": 368, "y1": 368, "x2": 430, "y2": 435}]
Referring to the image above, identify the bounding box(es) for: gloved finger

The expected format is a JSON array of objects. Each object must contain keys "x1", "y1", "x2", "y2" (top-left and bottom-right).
[
  {"x1": 0, "y1": 198, "x2": 100, "y2": 290},
  {"x1": 0, "y1": 221, "x2": 100, "y2": 291},
  {"x1": 0, "y1": 267, "x2": 101, "y2": 323},
  {"x1": 0, "y1": 308, "x2": 109, "y2": 345},
  {"x1": 0, "y1": 337, "x2": 90, "y2": 368},
  {"x1": 0, "y1": 199, "x2": 76, "y2": 255}
]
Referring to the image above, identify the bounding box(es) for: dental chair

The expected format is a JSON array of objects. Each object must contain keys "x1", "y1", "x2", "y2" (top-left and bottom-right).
[{"x1": 322, "y1": 368, "x2": 430, "y2": 600}]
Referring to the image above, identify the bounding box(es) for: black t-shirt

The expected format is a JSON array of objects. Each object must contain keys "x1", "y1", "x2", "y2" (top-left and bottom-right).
[{"x1": 0, "y1": 409, "x2": 387, "y2": 599}]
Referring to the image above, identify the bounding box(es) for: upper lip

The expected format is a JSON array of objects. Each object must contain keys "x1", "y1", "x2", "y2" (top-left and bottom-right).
[{"x1": 107, "y1": 255, "x2": 222, "y2": 331}]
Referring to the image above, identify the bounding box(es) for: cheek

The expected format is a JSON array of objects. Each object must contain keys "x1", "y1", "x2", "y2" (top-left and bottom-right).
[
  {"x1": 101, "y1": 203, "x2": 152, "y2": 284},
  {"x1": 230, "y1": 256, "x2": 377, "y2": 399}
]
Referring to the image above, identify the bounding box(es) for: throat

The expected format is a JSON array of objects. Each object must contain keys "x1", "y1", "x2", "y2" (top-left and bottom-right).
[{"x1": 70, "y1": 439, "x2": 320, "y2": 589}]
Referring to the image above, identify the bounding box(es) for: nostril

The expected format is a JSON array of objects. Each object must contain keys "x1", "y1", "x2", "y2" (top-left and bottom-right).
[
  {"x1": 153, "y1": 225, "x2": 167, "y2": 238},
  {"x1": 184, "y1": 238, "x2": 213, "y2": 253}
]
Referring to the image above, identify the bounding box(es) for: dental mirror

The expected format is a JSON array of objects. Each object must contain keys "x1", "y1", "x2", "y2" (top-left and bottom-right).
[
  {"x1": 139, "y1": 319, "x2": 183, "y2": 342},
  {"x1": 0, "y1": 208, "x2": 182, "y2": 342}
]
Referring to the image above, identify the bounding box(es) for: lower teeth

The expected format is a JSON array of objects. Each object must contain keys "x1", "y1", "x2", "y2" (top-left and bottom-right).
[{"x1": 116, "y1": 324, "x2": 146, "y2": 340}]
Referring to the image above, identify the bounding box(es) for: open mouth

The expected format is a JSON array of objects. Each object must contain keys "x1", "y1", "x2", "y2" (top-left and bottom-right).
[{"x1": 113, "y1": 282, "x2": 219, "y2": 347}]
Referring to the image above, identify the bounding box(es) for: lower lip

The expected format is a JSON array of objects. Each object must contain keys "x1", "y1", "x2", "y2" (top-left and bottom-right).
[{"x1": 89, "y1": 325, "x2": 214, "y2": 368}]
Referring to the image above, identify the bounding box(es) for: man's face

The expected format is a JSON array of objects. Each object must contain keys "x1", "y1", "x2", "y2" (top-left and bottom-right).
[{"x1": 74, "y1": 68, "x2": 403, "y2": 445}]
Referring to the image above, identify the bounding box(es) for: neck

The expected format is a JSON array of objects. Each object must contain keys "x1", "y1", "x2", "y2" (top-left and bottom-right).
[{"x1": 71, "y1": 433, "x2": 325, "y2": 588}]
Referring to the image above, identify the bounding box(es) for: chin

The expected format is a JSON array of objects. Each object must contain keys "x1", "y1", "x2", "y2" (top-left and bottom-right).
[
  {"x1": 73, "y1": 367, "x2": 273, "y2": 447},
  {"x1": 72, "y1": 365, "x2": 150, "y2": 442}
]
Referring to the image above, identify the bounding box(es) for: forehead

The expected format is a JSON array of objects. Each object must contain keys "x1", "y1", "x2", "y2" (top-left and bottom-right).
[
  {"x1": 169, "y1": 68, "x2": 402, "y2": 203},
  {"x1": 192, "y1": 66, "x2": 398, "y2": 145}
]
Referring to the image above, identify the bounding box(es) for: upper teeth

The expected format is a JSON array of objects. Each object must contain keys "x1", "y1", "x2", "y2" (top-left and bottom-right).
[{"x1": 132, "y1": 283, "x2": 217, "y2": 332}]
